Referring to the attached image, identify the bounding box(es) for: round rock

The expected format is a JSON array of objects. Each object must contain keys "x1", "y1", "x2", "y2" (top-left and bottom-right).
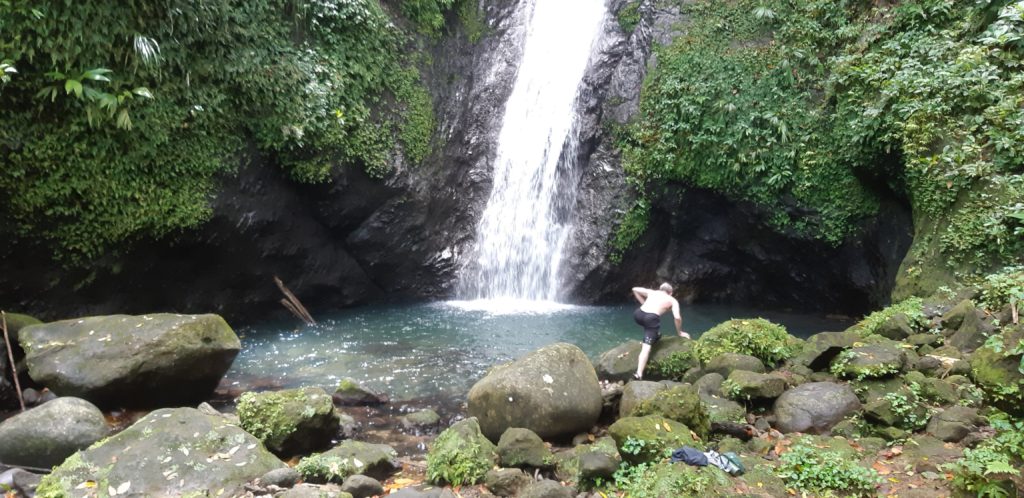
[
  {"x1": 772, "y1": 382, "x2": 862, "y2": 434},
  {"x1": 0, "y1": 397, "x2": 108, "y2": 468}
]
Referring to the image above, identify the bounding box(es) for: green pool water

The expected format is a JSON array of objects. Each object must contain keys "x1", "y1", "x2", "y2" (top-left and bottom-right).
[{"x1": 222, "y1": 300, "x2": 852, "y2": 410}]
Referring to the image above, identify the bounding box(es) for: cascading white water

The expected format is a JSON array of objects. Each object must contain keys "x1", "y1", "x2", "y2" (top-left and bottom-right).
[{"x1": 458, "y1": 0, "x2": 606, "y2": 304}]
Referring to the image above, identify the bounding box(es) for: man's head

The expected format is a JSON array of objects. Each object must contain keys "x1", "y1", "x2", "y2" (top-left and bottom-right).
[{"x1": 659, "y1": 282, "x2": 673, "y2": 294}]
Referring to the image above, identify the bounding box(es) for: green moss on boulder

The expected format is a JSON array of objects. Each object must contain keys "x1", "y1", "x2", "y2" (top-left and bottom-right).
[
  {"x1": 694, "y1": 319, "x2": 800, "y2": 366},
  {"x1": 608, "y1": 415, "x2": 700, "y2": 463},
  {"x1": 631, "y1": 385, "x2": 710, "y2": 438},
  {"x1": 237, "y1": 387, "x2": 339, "y2": 456},
  {"x1": 426, "y1": 417, "x2": 497, "y2": 486}
]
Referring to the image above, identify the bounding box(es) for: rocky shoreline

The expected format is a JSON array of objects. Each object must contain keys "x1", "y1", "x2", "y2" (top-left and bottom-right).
[{"x1": 1, "y1": 292, "x2": 1022, "y2": 497}]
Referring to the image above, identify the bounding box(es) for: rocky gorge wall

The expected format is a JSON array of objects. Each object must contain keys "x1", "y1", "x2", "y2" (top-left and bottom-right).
[{"x1": 0, "y1": 0, "x2": 913, "y2": 322}]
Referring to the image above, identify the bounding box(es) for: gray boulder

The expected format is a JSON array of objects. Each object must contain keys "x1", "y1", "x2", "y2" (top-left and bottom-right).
[
  {"x1": 497, "y1": 427, "x2": 553, "y2": 468},
  {"x1": 693, "y1": 372, "x2": 725, "y2": 396},
  {"x1": 831, "y1": 343, "x2": 907, "y2": 379},
  {"x1": 237, "y1": 387, "x2": 339, "y2": 456},
  {"x1": 594, "y1": 337, "x2": 693, "y2": 381},
  {"x1": 340, "y1": 474, "x2": 384, "y2": 498},
  {"x1": 946, "y1": 308, "x2": 993, "y2": 353},
  {"x1": 772, "y1": 382, "x2": 862, "y2": 434},
  {"x1": 400, "y1": 409, "x2": 441, "y2": 433},
  {"x1": 876, "y1": 313, "x2": 915, "y2": 340},
  {"x1": 484, "y1": 468, "x2": 531, "y2": 497},
  {"x1": 792, "y1": 330, "x2": 859, "y2": 371},
  {"x1": 520, "y1": 479, "x2": 574, "y2": 498},
  {"x1": 278, "y1": 484, "x2": 352, "y2": 498},
  {"x1": 0, "y1": 397, "x2": 108, "y2": 468},
  {"x1": 618, "y1": 380, "x2": 667, "y2": 418},
  {"x1": 20, "y1": 314, "x2": 240, "y2": 407},
  {"x1": 927, "y1": 406, "x2": 984, "y2": 442},
  {"x1": 468, "y1": 343, "x2": 602, "y2": 441},
  {"x1": 705, "y1": 353, "x2": 765, "y2": 377},
  {"x1": 260, "y1": 467, "x2": 301, "y2": 488},
  {"x1": 940, "y1": 300, "x2": 975, "y2": 330},
  {"x1": 36, "y1": 407, "x2": 284, "y2": 497},
  {"x1": 0, "y1": 468, "x2": 41, "y2": 498}
]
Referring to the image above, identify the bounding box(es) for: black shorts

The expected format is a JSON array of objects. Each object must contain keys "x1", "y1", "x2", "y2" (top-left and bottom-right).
[{"x1": 634, "y1": 308, "x2": 661, "y2": 345}]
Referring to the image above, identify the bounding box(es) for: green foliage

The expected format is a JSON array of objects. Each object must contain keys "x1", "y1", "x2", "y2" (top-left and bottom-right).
[
  {"x1": 979, "y1": 265, "x2": 1024, "y2": 314},
  {"x1": 457, "y1": 0, "x2": 487, "y2": 43},
  {"x1": 944, "y1": 412, "x2": 1024, "y2": 497},
  {"x1": 619, "y1": 0, "x2": 1024, "y2": 276},
  {"x1": 0, "y1": 0, "x2": 442, "y2": 264},
  {"x1": 400, "y1": 0, "x2": 455, "y2": 37},
  {"x1": 852, "y1": 297, "x2": 926, "y2": 337},
  {"x1": 775, "y1": 441, "x2": 881, "y2": 496},
  {"x1": 609, "y1": 198, "x2": 649, "y2": 263},
  {"x1": 425, "y1": 424, "x2": 492, "y2": 486},
  {"x1": 610, "y1": 461, "x2": 718, "y2": 498},
  {"x1": 646, "y1": 349, "x2": 692, "y2": 380},
  {"x1": 236, "y1": 391, "x2": 304, "y2": 449},
  {"x1": 693, "y1": 318, "x2": 800, "y2": 365},
  {"x1": 617, "y1": 2, "x2": 642, "y2": 34}
]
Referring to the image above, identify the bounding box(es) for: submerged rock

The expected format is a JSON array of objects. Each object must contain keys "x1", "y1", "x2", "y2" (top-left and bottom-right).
[
  {"x1": 20, "y1": 313, "x2": 240, "y2": 407},
  {"x1": 333, "y1": 378, "x2": 389, "y2": 406},
  {"x1": 772, "y1": 382, "x2": 861, "y2": 434},
  {"x1": 400, "y1": 408, "x2": 441, "y2": 433},
  {"x1": 35, "y1": 407, "x2": 284, "y2": 497},
  {"x1": 0, "y1": 397, "x2": 108, "y2": 468},
  {"x1": 468, "y1": 343, "x2": 602, "y2": 441}
]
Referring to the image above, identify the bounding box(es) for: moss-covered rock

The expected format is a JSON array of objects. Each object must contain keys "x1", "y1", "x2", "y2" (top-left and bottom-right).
[
  {"x1": 830, "y1": 342, "x2": 908, "y2": 379},
  {"x1": 926, "y1": 406, "x2": 982, "y2": 442},
  {"x1": 497, "y1": 427, "x2": 553, "y2": 469},
  {"x1": 701, "y1": 393, "x2": 747, "y2": 424},
  {"x1": 237, "y1": 387, "x2": 339, "y2": 457},
  {"x1": 723, "y1": 370, "x2": 787, "y2": 401},
  {"x1": 484, "y1": 468, "x2": 531, "y2": 497},
  {"x1": 19, "y1": 313, "x2": 240, "y2": 407},
  {"x1": 399, "y1": 408, "x2": 441, "y2": 432},
  {"x1": 468, "y1": 343, "x2": 602, "y2": 441},
  {"x1": 704, "y1": 353, "x2": 766, "y2": 377},
  {"x1": 333, "y1": 378, "x2": 388, "y2": 406},
  {"x1": 297, "y1": 440, "x2": 399, "y2": 483},
  {"x1": 594, "y1": 337, "x2": 694, "y2": 382},
  {"x1": 616, "y1": 461, "x2": 732, "y2": 496},
  {"x1": 426, "y1": 417, "x2": 497, "y2": 486},
  {"x1": 608, "y1": 415, "x2": 699, "y2": 463},
  {"x1": 875, "y1": 313, "x2": 915, "y2": 340},
  {"x1": 35, "y1": 407, "x2": 284, "y2": 498},
  {"x1": 969, "y1": 324, "x2": 1024, "y2": 416},
  {"x1": 630, "y1": 384, "x2": 710, "y2": 438},
  {"x1": 694, "y1": 319, "x2": 801, "y2": 365},
  {"x1": 618, "y1": 380, "x2": 667, "y2": 418}
]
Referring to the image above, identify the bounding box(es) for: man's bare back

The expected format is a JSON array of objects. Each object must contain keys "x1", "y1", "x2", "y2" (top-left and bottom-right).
[{"x1": 633, "y1": 287, "x2": 681, "y2": 321}]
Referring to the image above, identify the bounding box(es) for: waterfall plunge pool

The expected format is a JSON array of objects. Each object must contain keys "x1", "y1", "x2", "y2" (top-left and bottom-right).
[{"x1": 220, "y1": 301, "x2": 852, "y2": 409}]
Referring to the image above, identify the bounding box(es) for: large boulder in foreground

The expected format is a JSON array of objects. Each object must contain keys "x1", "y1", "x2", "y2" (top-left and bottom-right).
[
  {"x1": 35, "y1": 407, "x2": 284, "y2": 498},
  {"x1": 0, "y1": 397, "x2": 108, "y2": 468},
  {"x1": 772, "y1": 382, "x2": 862, "y2": 434},
  {"x1": 20, "y1": 314, "x2": 241, "y2": 407},
  {"x1": 468, "y1": 343, "x2": 602, "y2": 441}
]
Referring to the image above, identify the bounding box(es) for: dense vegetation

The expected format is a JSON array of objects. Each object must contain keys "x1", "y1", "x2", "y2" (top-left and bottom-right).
[
  {"x1": 0, "y1": 0, "x2": 468, "y2": 264},
  {"x1": 616, "y1": 0, "x2": 1024, "y2": 294}
]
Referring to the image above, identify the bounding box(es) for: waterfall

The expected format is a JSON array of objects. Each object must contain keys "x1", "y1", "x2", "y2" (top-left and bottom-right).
[{"x1": 458, "y1": 0, "x2": 606, "y2": 304}]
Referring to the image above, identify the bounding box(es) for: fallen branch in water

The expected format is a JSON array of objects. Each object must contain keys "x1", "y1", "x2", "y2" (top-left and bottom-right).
[
  {"x1": 274, "y1": 276, "x2": 316, "y2": 326},
  {"x1": 0, "y1": 460, "x2": 53, "y2": 474},
  {"x1": 1, "y1": 311, "x2": 26, "y2": 411}
]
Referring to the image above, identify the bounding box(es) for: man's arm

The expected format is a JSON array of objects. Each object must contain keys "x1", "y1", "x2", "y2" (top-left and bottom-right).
[
  {"x1": 672, "y1": 299, "x2": 690, "y2": 338},
  {"x1": 632, "y1": 287, "x2": 649, "y2": 305}
]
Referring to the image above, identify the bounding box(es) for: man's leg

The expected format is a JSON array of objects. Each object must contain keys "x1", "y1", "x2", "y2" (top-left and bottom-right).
[{"x1": 635, "y1": 343, "x2": 652, "y2": 379}]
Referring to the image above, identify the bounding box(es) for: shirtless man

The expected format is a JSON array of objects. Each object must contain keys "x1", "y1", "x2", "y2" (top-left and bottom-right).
[{"x1": 632, "y1": 283, "x2": 689, "y2": 380}]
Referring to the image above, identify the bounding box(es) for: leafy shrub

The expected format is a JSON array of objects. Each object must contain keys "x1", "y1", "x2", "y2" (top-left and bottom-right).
[
  {"x1": 852, "y1": 298, "x2": 926, "y2": 337},
  {"x1": 882, "y1": 384, "x2": 932, "y2": 431},
  {"x1": 944, "y1": 412, "x2": 1024, "y2": 497},
  {"x1": 617, "y1": 2, "x2": 642, "y2": 34},
  {"x1": 979, "y1": 266, "x2": 1024, "y2": 316},
  {"x1": 611, "y1": 461, "x2": 719, "y2": 498},
  {"x1": 829, "y1": 349, "x2": 901, "y2": 381},
  {"x1": 775, "y1": 441, "x2": 881, "y2": 496},
  {"x1": 693, "y1": 318, "x2": 800, "y2": 365}
]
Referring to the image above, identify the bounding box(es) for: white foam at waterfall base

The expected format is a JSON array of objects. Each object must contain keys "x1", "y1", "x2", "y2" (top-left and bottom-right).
[{"x1": 459, "y1": 0, "x2": 607, "y2": 302}]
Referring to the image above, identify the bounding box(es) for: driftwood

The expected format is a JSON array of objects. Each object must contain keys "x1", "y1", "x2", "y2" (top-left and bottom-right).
[
  {"x1": 1, "y1": 311, "x2": 25, "y2": 411},
  {"x1": 710, "y1": 421, "x2": 756, "y2": 441},
  {"x1": 273, "y1": 276, "x2": 316, "y2": 325}
]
